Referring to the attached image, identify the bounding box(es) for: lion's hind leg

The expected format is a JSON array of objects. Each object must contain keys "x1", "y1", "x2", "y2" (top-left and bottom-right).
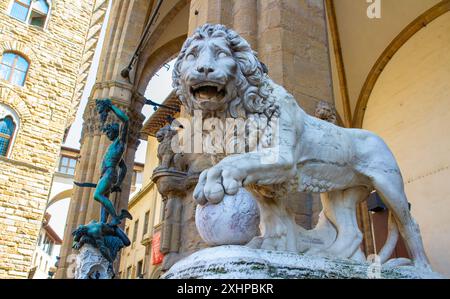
[
  {"x1": 370, "y1": 173, "x2": 431, "y2": 269},
  {"x1": 321, "y1": 187, "x2": 368, "y2": 259},
  {"x1": 246, "y1": 192, "x2": 301, "y2": 252}
]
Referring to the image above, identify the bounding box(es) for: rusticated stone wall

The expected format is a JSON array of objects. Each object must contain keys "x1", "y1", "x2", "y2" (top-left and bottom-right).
[{"x1": 0, "y1": 0, "x2": 97, "y2": 278}]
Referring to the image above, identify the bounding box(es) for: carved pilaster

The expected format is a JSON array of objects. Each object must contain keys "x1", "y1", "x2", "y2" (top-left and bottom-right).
[
  {"x1": 151, "y1": 125, "x2": 208, "y2": 271},
  {"x1": 152, "y1": 171, "x2": 189, "y2": 271},
  {"x1": 68, "y1": 0, "x2": 110, "y2": 127}
]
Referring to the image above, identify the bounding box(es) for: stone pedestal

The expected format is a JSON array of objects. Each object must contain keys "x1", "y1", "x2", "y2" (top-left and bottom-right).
[
  {"x1": 162, "y1": 245, "x2": 442, "y2": 279},
  {"x1": 152, "y1": 169, "x2": 208, "y2": 271},
  {"x1": 75, "y1": 244, "x2": 114, "y2": 279}
]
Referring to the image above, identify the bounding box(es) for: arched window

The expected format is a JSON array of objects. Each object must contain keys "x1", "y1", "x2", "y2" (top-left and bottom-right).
[
  {"x1": 0, "y1": 104, "x2": 19, "y2": 157},
  {"x1": 29, "y1": 0, "x2": 49, "y2": 27},
  {"x1": 0, "y1": 52, "x2": 29, "y2": 86},
  {"x1": 0, "y1": 116, "x2": 16, "y2": 157},
  {"x1": 9, "y1": 0, "x2": 50, "y2": 28}
]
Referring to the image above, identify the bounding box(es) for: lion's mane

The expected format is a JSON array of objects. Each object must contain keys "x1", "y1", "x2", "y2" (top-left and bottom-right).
[{"x1": 172, "y1": 24, "x2": 279, "y2": 119}]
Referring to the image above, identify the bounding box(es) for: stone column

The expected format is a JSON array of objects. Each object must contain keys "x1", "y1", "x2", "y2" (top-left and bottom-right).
[
  {"x1": 231, "y1": 0, "x2": 258, "y2": 48},
  {"x1": 56, "y1": 0, "x2": 151, "y2": 279},
  {"x1": 256, "y1": 0, "x2": 333, "y2": 114},
  {"x1": 188, "y1": 0, "x2": 233, "y2": 34}
]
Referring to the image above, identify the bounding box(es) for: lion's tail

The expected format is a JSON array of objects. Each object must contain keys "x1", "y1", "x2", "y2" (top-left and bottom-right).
[{"x1": 377, "y1": 211, "x2": 412, "y2": 266}]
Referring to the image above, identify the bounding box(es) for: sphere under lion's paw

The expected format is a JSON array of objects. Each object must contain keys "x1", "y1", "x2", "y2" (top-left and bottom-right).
[{"x1": 195, "y1": 188, "x2": 260, "y2": 246}]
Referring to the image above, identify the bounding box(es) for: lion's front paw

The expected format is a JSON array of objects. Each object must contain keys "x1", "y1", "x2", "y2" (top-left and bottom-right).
[{"x1": 193, "y1": 165, "x2": 242, "y2": 205}]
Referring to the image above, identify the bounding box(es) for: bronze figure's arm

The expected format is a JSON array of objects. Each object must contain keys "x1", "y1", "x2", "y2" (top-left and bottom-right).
[
  {"x1": 108, "y1": 103, "x2": 129, "y2": 145},
  {"x1": 96, "y1": 99, "x2": 129, "y2": 143}
]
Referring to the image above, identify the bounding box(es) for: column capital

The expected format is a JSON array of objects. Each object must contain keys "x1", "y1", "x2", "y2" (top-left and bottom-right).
[
  {"x1": 93, "y1": 80, "x2": 134, "y2": 92},
  {"x1": 80, "y1": 94, "x2": 145, "y2": 148},
  {"x1": 127, "y1": 100, "x2": 145, "y2": 151}
]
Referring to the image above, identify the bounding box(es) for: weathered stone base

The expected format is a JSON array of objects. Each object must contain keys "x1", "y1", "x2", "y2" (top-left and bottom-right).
[
  {"x1": 162, "y1": 245, "x2": 442, "y2": 279},
  {"x1": 75, "y1": 244, "x2": 113, "y2": 279}
]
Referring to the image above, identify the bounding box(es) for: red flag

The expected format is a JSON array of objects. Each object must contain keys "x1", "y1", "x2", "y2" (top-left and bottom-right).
[{"x1": 151, "y1": 230, "x2": 164, "y2": 265}]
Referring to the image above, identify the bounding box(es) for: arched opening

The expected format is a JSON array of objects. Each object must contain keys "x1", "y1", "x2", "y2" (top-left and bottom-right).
[
  {"x1": 132, "y1": 0, "x2": 189, "y2": 162},
  {"x1": 0, "y1": 52, "x2": 29, "y2": 86},
  {"x1": 362, "y1": 12, "x2": 450, "y2": 275},
  {"x1": 44, "y1": 197, "x2": 70, "y2": 267},
  {"x1": 47, "y1": 189, "x2": 73, "y2": 208},
  {"x1": 134, "y1": 58, "x2": 177, "y2": 165},
  {"x1": 0, "y1": 103, "x2": 20, "y2": 157}
]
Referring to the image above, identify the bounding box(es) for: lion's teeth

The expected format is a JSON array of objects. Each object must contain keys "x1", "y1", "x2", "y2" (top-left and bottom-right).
[
  {"x1": 192, "y1": 83, "x2": 225, "y2": 101},
  {"x1": 193, "y1": 83, "x2": 223, "y2": 90}
]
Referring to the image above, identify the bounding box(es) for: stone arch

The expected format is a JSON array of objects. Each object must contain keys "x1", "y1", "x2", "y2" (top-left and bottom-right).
[
  {"x1": 134, "y1": 0, "x2": 189, "y2": 94},
  {"x1": 352, "y1": 0, "x2": 450, "y2": 128},
  {"x1": 0, "y1": 86, "x2": 32, "y2": 123},
  {"x1": 0, "y1": 40, "x2": 39, "y2": 67},
  {"x1": 47, "y1": 188, "x2": 73, "y2": 208},
  {"x1": 0, "y1": 40, "x2": 41, "y2": 88},
  {"x1": 136, "y1": 35, "x2": 187, "y2": 94}
]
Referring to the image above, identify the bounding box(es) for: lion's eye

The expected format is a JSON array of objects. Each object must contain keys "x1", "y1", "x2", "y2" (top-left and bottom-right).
[
  {"x1": 186, "y1": 53, "x2": 196, "y2": 61},
  {"x1": 218, "y1": 52, "x2": 228, "y2": 58}
]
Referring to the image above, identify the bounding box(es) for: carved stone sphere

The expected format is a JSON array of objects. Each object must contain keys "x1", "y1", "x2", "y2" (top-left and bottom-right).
[{"x1": 195, "y1": 188, "x2": 260, "y2": 246}]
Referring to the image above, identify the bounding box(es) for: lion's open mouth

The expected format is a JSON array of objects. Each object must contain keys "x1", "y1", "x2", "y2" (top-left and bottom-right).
[{"x1": 190, "y1": 82, "x2": 226, "y2": 102}]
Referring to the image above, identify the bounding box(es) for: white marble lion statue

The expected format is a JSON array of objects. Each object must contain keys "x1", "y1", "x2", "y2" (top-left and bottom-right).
[{"x1": 172, "y1": 24, "x2": 431, "y2": 270}]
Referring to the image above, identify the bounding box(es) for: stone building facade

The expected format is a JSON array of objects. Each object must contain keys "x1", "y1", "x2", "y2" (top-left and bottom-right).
[
  {"x1": 57, "y1": 0, "x2": 450, "y2": 278},
  {"x1": 0, "y1": 0, "x2": 106, "y2": 278}
]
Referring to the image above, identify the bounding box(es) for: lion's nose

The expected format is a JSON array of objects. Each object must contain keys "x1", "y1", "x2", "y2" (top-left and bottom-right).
[{"x1": 197, "y1": 65, "x2": 215, "y2": 76}]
